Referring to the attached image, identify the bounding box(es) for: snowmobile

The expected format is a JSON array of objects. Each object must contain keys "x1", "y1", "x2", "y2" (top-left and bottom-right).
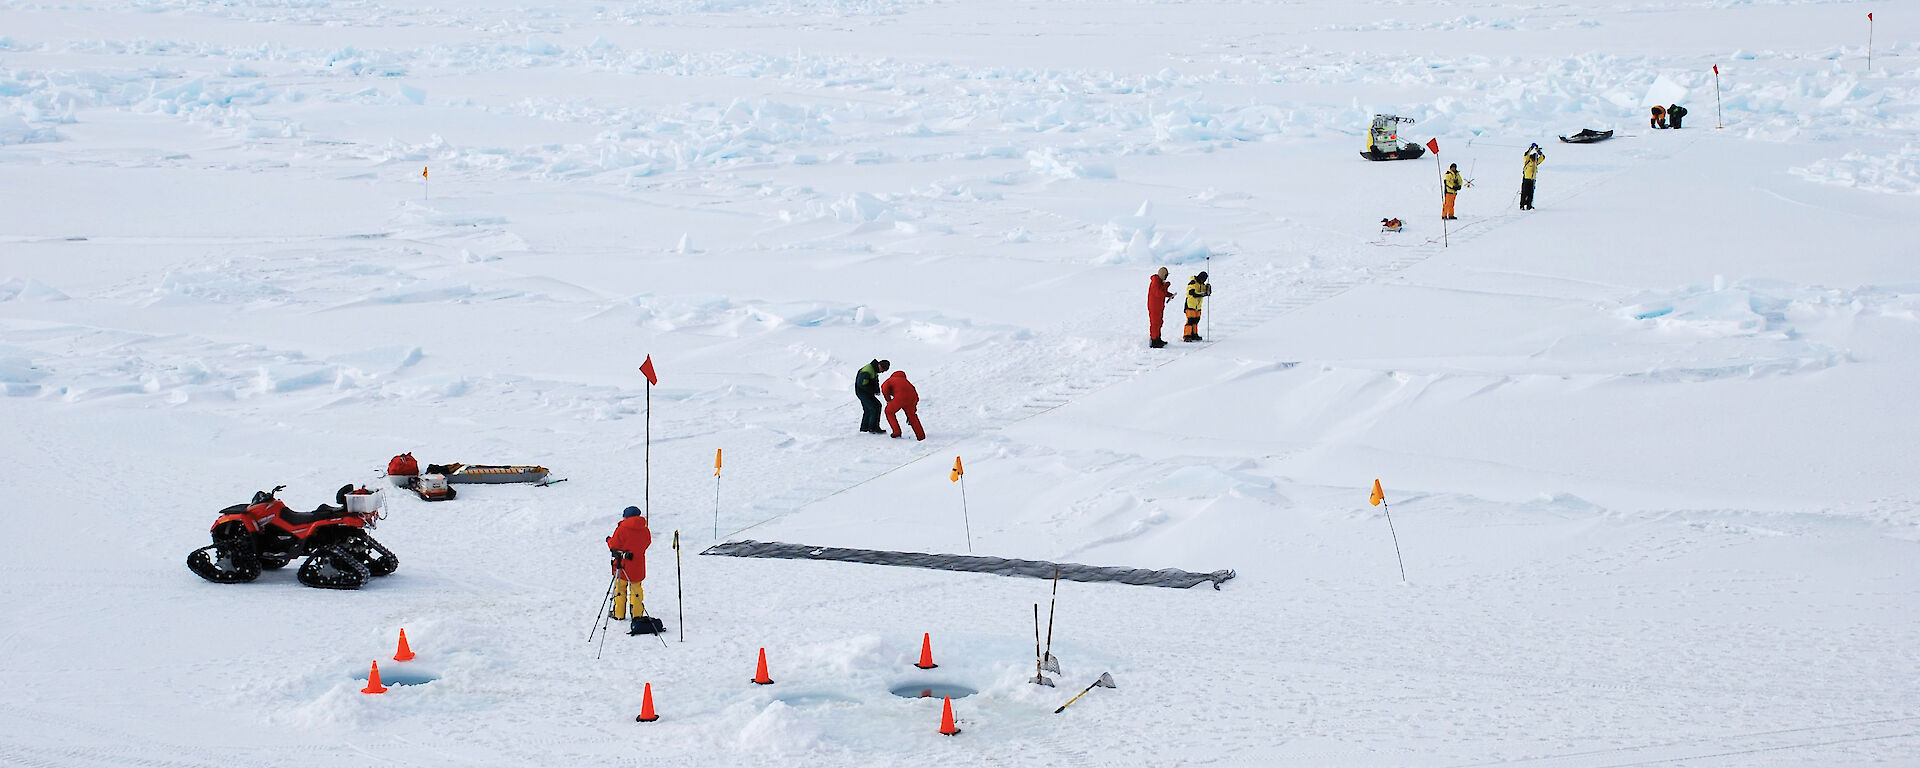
[
  {"x1": 185, "y1": 485, "x2": 398, "y2": 590},
  {"x1": 1361, "y1": 115, "x2": 1426, "y2": 161},
  {"x1": 1558, "y1": 128, "x2": 1614, "y2": 144}
]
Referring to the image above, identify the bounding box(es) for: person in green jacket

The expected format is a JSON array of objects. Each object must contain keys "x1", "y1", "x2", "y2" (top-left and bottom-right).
[
  {"x1": 854, "y1": 359, "x2": 890, "y2": 434},
  {"x1": 1520, "y1": 144, "x2": 1545, "y2": 211}
]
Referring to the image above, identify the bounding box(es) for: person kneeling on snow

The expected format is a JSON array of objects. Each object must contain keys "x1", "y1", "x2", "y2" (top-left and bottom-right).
[
  {"x1": 881, "y1": 368, "x2": 925, "y2": 441},
  {"x1": 1666, "y1": 103, "x2": 1687, "y2": 129},
  {"x1": 1650, "y1": 105, "x2": 1667, "y2": 130},
  {"x1": 607, "y1": 506, "x2": 660, "y2": 635}
]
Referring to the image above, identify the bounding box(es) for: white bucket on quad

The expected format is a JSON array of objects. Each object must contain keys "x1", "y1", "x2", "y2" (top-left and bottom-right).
[{"x1": 346, "y1": 490, "x2": 383, "y2": 515}]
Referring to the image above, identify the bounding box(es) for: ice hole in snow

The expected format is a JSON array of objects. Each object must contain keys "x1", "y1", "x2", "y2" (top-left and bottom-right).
[
  {"x1": 355, "y1": 668, "x2": 438, "y2": 687},
  {"x1": 888, "y1": 682, "x2": 978, "y2": 699}
]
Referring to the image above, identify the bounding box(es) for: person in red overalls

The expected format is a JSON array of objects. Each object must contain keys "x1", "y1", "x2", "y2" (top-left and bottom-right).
[
  {"x1": 1147, "y1": 267, "x2": 1174, "y2": 348},
  {"x1": 606, "y1": 506, "x2": 657, "y2": 635},
  {"x1": 880, "y1": 369, "x2": 925, "y2": 441}
]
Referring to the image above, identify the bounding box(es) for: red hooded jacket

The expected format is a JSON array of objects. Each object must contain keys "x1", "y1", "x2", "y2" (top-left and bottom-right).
[
  {"x1": 1148, "y1": 273, "x2": 1174, "y2": 310},
  {"x1": 880, "y1": 370, "x2": 918, "y2": 408},
  {"x1": 608, "y1": 515, "x2": 651, "y2": 580}
]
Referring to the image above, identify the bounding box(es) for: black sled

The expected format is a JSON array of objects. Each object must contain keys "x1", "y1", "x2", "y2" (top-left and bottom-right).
[
  {"x1": 1558, "y1": 129, "x2": 1614, "y2": 144},
  {"x1": 1360, "y1": 145, "x2": 1427, "y2": 161}
]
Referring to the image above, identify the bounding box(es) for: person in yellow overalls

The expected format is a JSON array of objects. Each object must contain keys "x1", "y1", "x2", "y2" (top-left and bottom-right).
[
  {"x1": 1520, "y1": 144, "x2": 1545, "y2": 211},
  {"x1": 607, "y1": 505, "x2": 658, "y2": 635},
  {"x1": 1442, "y1": 163, "x2": 1465, "y2": 220},
  {"x1": 1183, "y1": 271, "x2": 1211, "y2": 342}
]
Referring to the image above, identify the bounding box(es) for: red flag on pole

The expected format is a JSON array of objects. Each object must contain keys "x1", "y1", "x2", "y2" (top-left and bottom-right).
[
  {"x1": 1712, "y1": 64, "x2": 1719, "y2": 75},
  {"x1": 1867, "y1": 12, "x2": 1871, "y2": 20},
  {"x1": 639, "y1": 356, "x2": 658, "y2": 385},
  {"x1": 1425, "y1": 138, "x2": 1440, "y2": 154}
]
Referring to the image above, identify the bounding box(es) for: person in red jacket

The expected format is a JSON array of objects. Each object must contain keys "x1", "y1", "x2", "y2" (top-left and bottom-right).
[
  {"x1": 606, "y1": 506, "x2": 657, "y2": 635},
  {"x1": 1147, "y1": 267, "x2": 1174, "y2": 348},
  {"x1": 880, "y1": 369, "x2": 925, "y2": 441}
]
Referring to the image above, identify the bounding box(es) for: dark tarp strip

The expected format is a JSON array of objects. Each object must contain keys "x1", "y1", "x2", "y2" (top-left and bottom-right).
[{"x1": 701, "y1": 539, "x2": 1235, "y2": 590}]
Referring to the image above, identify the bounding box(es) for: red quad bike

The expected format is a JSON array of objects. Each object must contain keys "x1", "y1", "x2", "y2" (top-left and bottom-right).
[{"x1": 186, "y1": 485, "x2": 399, "y2": 589}]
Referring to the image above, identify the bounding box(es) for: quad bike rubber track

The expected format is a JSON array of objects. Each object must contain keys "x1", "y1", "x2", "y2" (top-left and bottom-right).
[
  {"x1": 343, "y1": 531, "x2": 400, "y2": 577},
  {"x1": 298, "y1": 544, "x2": 372, "y2": 589},
  {"x1": 187, "y1": 538, "x2": 263, "y2": 584}
]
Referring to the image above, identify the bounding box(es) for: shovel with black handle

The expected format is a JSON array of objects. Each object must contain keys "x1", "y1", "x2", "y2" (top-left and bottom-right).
[
  {"x1": 1054, "y1": 672, "x2": 1116, "y2": 714},
  {"x1": 1042, "y1": 568, "x2": 1061, "y2": 673},
  {"x1": 1029, "y1": 603, "x2": 1054, "y2": 686}
]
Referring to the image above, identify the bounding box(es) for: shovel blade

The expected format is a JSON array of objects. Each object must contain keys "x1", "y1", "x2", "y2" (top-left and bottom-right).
[
  {"x1": 1095, "y1": 672, "x2": 1116, "y2": 688},
  {"x1": 1042, "y1": 653, "x2": 1061, "y2": 673},
  {"x1": 1030, "y1": 674, "x2": 1055, "y2": 687}
]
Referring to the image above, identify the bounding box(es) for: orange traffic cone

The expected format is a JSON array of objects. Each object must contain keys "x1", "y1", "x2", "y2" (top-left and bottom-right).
[
  {"x1": 361, "y1": 661, "x2": 388, "y2": 694},
  {"x1": 937, "y1": 696, "x2": 960, "y2": 735},
  {"x1": 635, "y1": 682, "x2": 659, "y2": 722},
  {"x1": 751, "y1": 647, "x2": 774, "y2": 685},
  {"x1": 915, "y1": 633, "x2": 938, "y2": 669},
  {"x1": 393, "y1": 629, "x2": 416, "y2": 662}
]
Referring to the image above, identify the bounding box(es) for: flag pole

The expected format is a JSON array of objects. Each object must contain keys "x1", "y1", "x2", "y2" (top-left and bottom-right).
[
  {"x1": 645, "y1": 379, "x2": 651, "y2": 518},
  {"x1": 959, "y1": 474, "x2": 973, "y2": 554},
  {"x1": 1371, "y1": 479, "x2": 1407, "y2": 583},
  {"x1": 712, "y1": 448, "x2": 722, "y2": 540},
  {"x1": 952, "y1": 457, "x2": 973, "y2": 553},
  {"x1": 1382, "y1": 497, "x2": 1407, "y2": 583},
  {"x1": 422, "y1": 166, "x2": 429, "y2": 200},
  {"x1": 1867, "y1": 13, "x2": 1874, "y2": 72},
  {"x1": 1433, "y1": 144, "x2": 1449, "y2": 248}
]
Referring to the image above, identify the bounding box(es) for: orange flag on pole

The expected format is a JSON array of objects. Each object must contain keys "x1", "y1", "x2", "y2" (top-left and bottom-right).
[
  {"x1": 422, "y1": 167, "x2": 429, "y2": 179},
  {"x1": 1424, "y1": 138, "x2": 1440, "y2": 155},
  {"x1": 1369, "y1": 479, "x2": 1385, "y2": 507},
  {"x1": 714, "y1": 448, "x2": 723, "y2": 477},
  {"x1": 950, "y1": 456, "x2": 964, "y2": 482},
  {"x1": 639, "y1": 356, "x2": 658, "y2": 385}
]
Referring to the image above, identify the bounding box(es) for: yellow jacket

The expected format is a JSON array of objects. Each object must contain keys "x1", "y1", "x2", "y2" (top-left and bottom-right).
[
  {"x1": 1185, "y1": 276, "x2": 1210, "y2": 312},
  {"x1": 1444, "y1": 169, "x2": 1464, "y2": 194},
  {"x1": 1522, "y1": 151, "x2": 1544, "y2": 180}
]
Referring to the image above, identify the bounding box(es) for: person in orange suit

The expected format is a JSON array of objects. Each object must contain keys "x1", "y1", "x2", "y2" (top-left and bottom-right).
[
  {"x1": 606, "y1": 506, "x2": 657, "y2": 635},
  {"x1": 880, "y1": 369, "x2": 925, "y2": 441},
  {"x1": 1147, "y1": 266, "x2": 1175, "y2": 348}
]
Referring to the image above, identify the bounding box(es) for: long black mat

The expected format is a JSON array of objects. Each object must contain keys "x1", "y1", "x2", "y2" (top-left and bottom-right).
[{"x1": 701, "y1": 540, "x2": 1235, "y2": 590}]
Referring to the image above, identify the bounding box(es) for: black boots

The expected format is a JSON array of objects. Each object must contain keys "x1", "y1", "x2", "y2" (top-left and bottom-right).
[{"x1": 1149, "y1": 338, "x2": 1167, "y2": 348}]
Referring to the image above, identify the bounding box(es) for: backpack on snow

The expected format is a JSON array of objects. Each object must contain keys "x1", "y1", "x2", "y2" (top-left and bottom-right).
[{"x1": 387, "y1": 453, "x2": 420, "y2": 477}]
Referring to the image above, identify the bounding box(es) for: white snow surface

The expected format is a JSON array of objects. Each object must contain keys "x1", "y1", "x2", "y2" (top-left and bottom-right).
[{"x1": 2, "y1": 0, "x2": 1918, "y2": 765}]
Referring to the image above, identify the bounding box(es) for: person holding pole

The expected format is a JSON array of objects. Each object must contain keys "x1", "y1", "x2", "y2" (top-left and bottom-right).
[
  {"x1": 854, "y1": 359, "x2": 890, "y2": 434},
  {"x1": 1182, "y1": 271, "x2": 1211, "y2": 342},
  {"x1": 1442, "y1": 163, "x2": 1465, "y2": 220},
  {"x1": 607, "y1": 506, "x2": 662, "y2": 636},
  {"x1": 1519, "y1": 144, "x2": 1545, "y2": 211}
]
